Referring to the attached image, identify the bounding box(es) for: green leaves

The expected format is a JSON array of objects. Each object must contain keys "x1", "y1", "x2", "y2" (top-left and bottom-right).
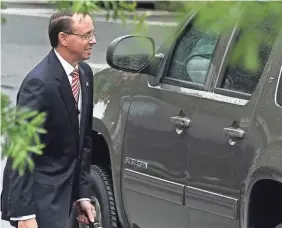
[
  {"x1": 1, "y1": 0, "x2": 6, "y2": 24},
  {"x1": 1, "y1": 92, "x2": 47, "y2": 176},
  {"x1": 52, "y1": 1, "x2": 149, "y2": 33},
  {"x1": 182, "y1": 1, "x2": 281, "y2": 71}
]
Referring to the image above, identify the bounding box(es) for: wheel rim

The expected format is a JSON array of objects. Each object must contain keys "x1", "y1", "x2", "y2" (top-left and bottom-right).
[{"x1": 78, "y1": 196, "x2": 102, "y2": 228}]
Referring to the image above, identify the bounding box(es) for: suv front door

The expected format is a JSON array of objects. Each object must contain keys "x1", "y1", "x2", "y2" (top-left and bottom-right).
[{"x1": 121, "y1": 16, "x2": 230, "y2": 228}]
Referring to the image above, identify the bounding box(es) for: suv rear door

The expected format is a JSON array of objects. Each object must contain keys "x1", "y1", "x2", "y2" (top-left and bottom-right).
[
  {"x1": 184, "y1": 16, "x2": 277, "y2": 227},
  {"x1": 121, "y1": 15, "x2": 234, "y2": 228}
]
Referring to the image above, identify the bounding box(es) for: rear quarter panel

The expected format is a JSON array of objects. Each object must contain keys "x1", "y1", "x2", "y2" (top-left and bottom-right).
[{"x1": 239, "y1": 34, "x2": 282, "y2": 227}]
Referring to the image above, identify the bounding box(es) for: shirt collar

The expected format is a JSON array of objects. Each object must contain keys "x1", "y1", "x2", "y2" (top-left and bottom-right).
[{"x1": 54, "y1": 49, "x2": 78, "y2": 76}]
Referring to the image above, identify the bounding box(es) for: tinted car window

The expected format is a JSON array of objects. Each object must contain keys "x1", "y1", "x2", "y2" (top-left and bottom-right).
[
  {"x1": 220, "y1": 18, "x2": 277, "y2": 95},
  {"x1": 166, "y1": 22, "x2": 219, "y2": 85}
]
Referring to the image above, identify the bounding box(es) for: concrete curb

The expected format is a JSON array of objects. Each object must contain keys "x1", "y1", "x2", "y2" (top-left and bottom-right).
[{"x1": 2, "y1": 1, "x2": 180, "y2": 20}]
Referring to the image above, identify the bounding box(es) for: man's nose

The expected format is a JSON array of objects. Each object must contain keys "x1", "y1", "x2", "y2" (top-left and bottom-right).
[{"x1": 90, "y1": 36, "x2": 96, "y2": 45}]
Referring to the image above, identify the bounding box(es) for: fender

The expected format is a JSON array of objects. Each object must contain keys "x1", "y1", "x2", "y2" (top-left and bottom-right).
[
  {"x1": 92, "y1": 115, "x2": 130, "y2": 228},
  {"x1": 92, "y1": 117, "x2": 113, "y2": 154}
]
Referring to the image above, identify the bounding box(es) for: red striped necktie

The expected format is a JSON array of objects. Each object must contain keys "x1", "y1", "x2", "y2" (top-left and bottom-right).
[{"x1": 71, "y1": 69, "x2": 80, "y2": 106}]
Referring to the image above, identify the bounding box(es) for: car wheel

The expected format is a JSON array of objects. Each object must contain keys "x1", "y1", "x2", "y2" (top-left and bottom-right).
[{"x1": 73, "y1": 165, "x2": 119, "y2": 228}]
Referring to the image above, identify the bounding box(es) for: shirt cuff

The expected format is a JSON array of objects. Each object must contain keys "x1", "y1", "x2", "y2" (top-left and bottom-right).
[
  {"x1": 76, "y1": 198, "x2": 91, "y2": 203},
  {"x1": 10, "y1": 214, "x2": 36, "y2": 221}
]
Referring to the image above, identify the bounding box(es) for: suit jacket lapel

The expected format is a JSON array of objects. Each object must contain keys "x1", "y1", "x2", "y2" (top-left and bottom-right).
[
  {"x1": 50, "y1": 50, "x2": 79, "y2": 136},
  {"x1": 78, "y1": 64, "x2": 89, "y2": 149}
]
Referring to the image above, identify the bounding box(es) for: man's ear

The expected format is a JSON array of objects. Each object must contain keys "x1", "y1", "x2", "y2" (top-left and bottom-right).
[{"x1": 58, "y1": 32, "x2": 68, "y2": 47}]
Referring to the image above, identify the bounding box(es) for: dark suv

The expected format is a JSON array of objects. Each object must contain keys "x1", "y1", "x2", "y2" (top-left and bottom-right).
[{"x1": 74, "y1": 9, "x2": 282, "y2": 228}]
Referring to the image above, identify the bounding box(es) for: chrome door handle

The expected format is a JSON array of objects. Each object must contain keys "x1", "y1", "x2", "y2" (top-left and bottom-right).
[
  {"x1": 170, "y1": 116, "x2": 191, "y2": 135},
  {"x1": 170, "y1": 116, "x2": 191, "y2": 128},
  {"x1": 223, "y1": 127, "x2": 245, "y2": 139}
]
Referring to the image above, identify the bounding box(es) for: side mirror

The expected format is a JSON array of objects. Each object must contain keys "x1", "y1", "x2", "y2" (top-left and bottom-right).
[
  {"x1": 186, "y1": 54, "x2": 211, "y2": 84},
  {"x1": 106, "y1": 35, "x2": 155, "y2": 72}
]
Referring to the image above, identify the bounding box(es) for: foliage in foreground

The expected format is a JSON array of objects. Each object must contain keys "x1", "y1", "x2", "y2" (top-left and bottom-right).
[
  {"x1": 186, "y1": 1, "x2": 282, "y2": 71},
  {"x1": 1, "y1": 93, "x2": 47, "y2": 175}
]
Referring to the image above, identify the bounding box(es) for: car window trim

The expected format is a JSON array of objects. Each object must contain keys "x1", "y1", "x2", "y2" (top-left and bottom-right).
[
  {"x1": 214, "y1": 25, "x2": 239, "y2": 90},
  {"x1": 213, "y1": 26, "x2": 254, "y2": 100},
  {"x1": 274, "y1": 64, "x2": 282, "y2": 108},
  {"x1": 161, "y1": 78, "x2": 205, "y2": 91},
  {"x1": 214, "y1": 87, "x2": 252, "y2": 100},
  {"x1": 148, "y1": 82, "x2": 249, "y2": 106}
]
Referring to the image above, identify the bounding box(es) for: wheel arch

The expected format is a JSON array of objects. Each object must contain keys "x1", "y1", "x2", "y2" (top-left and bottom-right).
[
  {"x1": 242, "y1": 166, "x2": 282, "y2": 227},
  {"x1": 91, "y1": 117, "x2": 129, "y2": 228}
]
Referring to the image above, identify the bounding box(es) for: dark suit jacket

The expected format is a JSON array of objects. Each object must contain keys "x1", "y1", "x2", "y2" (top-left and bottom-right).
[{"x1": 1, "y1": 49, "x2": 94, "y2": 228}]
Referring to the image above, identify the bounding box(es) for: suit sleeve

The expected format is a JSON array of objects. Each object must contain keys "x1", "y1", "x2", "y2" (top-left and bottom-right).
[
  {"x1": 76, "y1": 66, "x2": 93, "y2": 199},
  {"x1": 7, "y1": 77, "x2": 48, "y2": 218}
]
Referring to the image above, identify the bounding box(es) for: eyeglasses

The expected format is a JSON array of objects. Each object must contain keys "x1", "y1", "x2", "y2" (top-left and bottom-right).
[{"x1": 64, "y1": 30, "x2": 96, "y2": 41}]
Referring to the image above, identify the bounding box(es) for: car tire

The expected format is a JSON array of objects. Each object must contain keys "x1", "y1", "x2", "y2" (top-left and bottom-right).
[{"x1": 72, "y1": 165, "x2": 119, "y2": 228}]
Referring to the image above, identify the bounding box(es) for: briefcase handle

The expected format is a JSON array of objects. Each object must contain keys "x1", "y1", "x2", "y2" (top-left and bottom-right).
[{"x1": 89, "y1": 222, "x2": 98, "y2": 228}]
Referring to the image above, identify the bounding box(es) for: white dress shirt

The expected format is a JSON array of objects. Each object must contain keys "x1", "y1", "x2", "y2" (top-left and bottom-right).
[{"x1": 10, "y1": 49, "x2": 90, "y2": 221}]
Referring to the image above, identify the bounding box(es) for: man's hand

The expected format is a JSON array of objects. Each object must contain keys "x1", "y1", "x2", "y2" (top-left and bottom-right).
[
  {"x1": 18, "y1": 218, "x2": 38, "y2": 228},
  {"x1": 76, "y1": 200, "x2": 96, "y2": 225}
]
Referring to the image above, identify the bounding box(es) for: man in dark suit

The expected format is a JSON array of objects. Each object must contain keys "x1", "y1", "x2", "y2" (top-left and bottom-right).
[{"x1": 1, "y1": 11, "x2": 96, "y2": 228}]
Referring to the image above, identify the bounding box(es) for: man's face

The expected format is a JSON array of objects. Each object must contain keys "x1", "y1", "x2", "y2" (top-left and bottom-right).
[{"x1": 66, "y1": 14, "x2": 96, "y2": 62}]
